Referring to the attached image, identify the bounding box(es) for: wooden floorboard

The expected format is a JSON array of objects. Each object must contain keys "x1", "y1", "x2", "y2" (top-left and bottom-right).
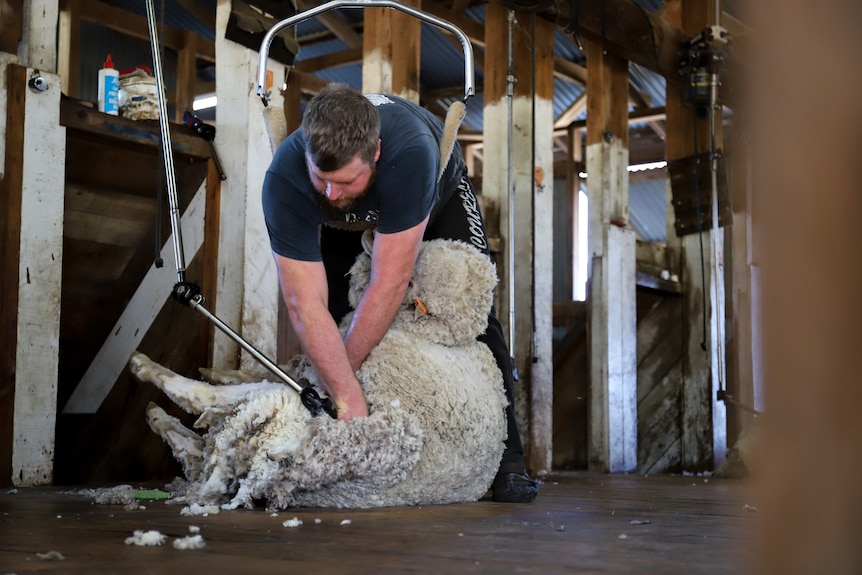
[{"x1": 0, "y1": 473, "x2": 756, "y2": 574}]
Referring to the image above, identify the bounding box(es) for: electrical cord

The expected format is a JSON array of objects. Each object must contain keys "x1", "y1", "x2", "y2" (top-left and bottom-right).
[{"x1": 693, "y1": 120, "x2": 708, "y2": 353}]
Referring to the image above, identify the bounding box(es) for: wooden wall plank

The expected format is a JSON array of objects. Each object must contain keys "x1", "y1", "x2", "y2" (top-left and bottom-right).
[
  {"x1": 637, "y1": 309, "x2": 683, "y2": 402},
  {"x1": 54, "y1": 257, "x2": 209, "y2": 485},
  {"x1": 0, "y1": 62, "x2": 26, "y2": 489},
  {"x1": 636, "y1": 293, "x2": 684, "y2": 474},
  {"x1": 58, "y1": 112, "x2": 207, "y2": 412},
  {"x1": 552, "y1": 316, "x2": 588, "y2": 470}
]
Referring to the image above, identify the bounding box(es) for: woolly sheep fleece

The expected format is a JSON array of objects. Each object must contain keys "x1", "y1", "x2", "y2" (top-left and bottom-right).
[{"x1": 131, "y1": 239, "x2": 509, "y2": 509}]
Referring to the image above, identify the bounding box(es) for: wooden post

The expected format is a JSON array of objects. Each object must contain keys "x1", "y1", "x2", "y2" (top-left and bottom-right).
[
  {"x1": 663, "y1": 0, "x2": 724, "y2": 472},
  {"x1": 58, "y1": 0, "x2": 81, "y2": 98},
  {"x1": 1, "y1": 63, "x2": 66, "y2": 486},
  {"x1": 584, "y1": 40, "x2": 637, "y2": 473},
  {"x1": 755, "y1": 1, "x2": 862, "y2": 572},
  {"x1": 0, "y1": 0, "x2": 63, "y2": 488},
  {"x1": 0, "y1": 0, "x2": 23, "y2": 55},
  {"x1": 362, "y1": 0, "x2": 420, "y2": 102},
  {"x1": 527, "y1": 13, "x2": 555, "y2": 476},
  {"x1": 483, "y1": 5, "x2": 554, "y2": 474},
  {"x1": 283, "y1": 73, "x2": 303, "y2": 134},
  {"x1": 201, "y1": 160, "x2": 222, "y2": 367},
  {"x1": 212, "y1": 0, "x2": 284, "y2": 370},
  {"x1": 175, "y1": 30, "x2": 198, "y2": 122},
  {"x1": 725, "y1": 102, "x2": 758, "y2": 446},
  {"x1": 276, "y1": 73, "x2": 303, "y2": 364},
  {"x1": 19, "y1": 0, "x2": 57, "y2": 71}
]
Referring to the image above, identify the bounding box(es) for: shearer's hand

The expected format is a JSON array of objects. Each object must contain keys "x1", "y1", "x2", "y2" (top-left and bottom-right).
[{"x1": 334, "y1": 385, "x2": 369, "y2": 421}]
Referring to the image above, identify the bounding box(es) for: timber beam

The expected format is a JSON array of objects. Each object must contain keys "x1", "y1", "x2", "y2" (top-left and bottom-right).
[
  {"x1": 549, "y1": 0, "x2": 742, "y2": 100},
  {"x1": 551, "y1": 0, "x2": 688, "y2": 84}
]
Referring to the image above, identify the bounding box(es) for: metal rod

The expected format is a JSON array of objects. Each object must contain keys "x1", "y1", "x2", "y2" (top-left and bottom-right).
[
  {"x1": 144, "y1": 0, "x2": 186, "y2": 283},
  {"x1": 255, "y1": 0, "x2": 475, "y2": 105},
  {"x1": 709, "y1": 72, "x2": 726, "y2": 396},
  {"x1": 189, "y1": 296, "x2": 304, "y2": 394},
  {"x1": 506, "y1": 9, "x2": 517, "y2": 367}
]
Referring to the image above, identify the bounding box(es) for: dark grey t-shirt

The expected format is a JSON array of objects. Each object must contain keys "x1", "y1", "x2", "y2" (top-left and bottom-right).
[{"x1": 262, "y1": 94, "x2": 464, "y2": 261}]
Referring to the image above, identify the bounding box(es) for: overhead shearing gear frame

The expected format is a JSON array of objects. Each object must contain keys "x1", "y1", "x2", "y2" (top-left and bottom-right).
[{"x1": 253, "y1": 0, "x2": 475, "y2": 107}]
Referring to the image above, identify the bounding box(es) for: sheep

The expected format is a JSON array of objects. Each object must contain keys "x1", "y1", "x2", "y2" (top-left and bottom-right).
[{"x1": 130, "y1": 239, "x2": 509, "y2": 509}]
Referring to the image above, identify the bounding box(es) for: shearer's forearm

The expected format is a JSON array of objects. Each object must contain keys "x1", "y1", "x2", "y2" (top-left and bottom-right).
[
  {"x1": 288, "y1": 298, "x2": 367, "y2": 419},
  {"x1": 343, "y1": 218, "x2": 428, "y2": 371},
  {"x1": 274, "y1": 252, "x2": 368, "y2": 420},
  {"x1": 343, "y1": 276, "x2": 409, "y2": 371}
]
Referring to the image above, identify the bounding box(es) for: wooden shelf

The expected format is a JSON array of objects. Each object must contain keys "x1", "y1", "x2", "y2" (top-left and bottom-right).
[{"x1": 60, "y1": 96, "x2": 212, "y2": 160}]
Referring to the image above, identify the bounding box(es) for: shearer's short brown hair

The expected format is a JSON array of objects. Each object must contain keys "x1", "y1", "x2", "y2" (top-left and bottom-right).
[{"x1": 301, "y1": 83, "x2": 381, "y2": 171}]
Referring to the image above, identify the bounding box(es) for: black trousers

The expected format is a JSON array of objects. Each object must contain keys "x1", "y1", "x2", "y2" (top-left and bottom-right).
[{"x1": 320, "y1": 172, "x2": 526, "y2": 475}]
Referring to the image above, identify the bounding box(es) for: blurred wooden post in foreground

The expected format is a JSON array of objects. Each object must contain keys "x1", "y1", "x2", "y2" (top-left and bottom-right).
[{"x1": 754, "y1": 1, "x2": 862, "y2": 573}]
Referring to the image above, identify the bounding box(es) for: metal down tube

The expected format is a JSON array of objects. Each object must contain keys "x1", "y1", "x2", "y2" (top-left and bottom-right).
[
  {"x1": 144, "y1": 0, "x2": 335, "y2": 418},
  {"x1": 255, "y1": 0, "x2": 475, "y2": 105},
  {"x1": 166, "y1": 282, "x2": 336, "y2": 416},
  {"x1": 708, "y1": 72, "x2": 726, "y2": 398},
  {"x1": 186, "y1": 293, "x2": 336, "y2": 417},
  {"x1": 506, "y1": 9, "x2": 518, "y2": 377},
  {"x1": 187, "y1": 295, "x2": 301, "y2": 394},
  {"x1": 144, "y1": 0, "x2": 186, "y2": 283}
]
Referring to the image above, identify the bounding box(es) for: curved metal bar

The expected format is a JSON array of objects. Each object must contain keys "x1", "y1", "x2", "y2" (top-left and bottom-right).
[{"x1": 256, "y1": 0, "x2": 474, "y2": 105}]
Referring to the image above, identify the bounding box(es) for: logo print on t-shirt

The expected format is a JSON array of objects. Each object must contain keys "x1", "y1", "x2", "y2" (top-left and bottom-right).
[{"x1": 364, "y1": 94, "x2": 394, "y2": 107}]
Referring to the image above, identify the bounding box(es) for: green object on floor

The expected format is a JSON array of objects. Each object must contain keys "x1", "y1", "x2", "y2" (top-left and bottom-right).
[{"x1": 134, "y1": 489, "x2": 171, "y2": 500}]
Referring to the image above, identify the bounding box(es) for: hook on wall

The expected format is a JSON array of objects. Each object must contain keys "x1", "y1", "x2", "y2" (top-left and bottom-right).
[{"x1": 28, "y1": 70, "x2": 48, "y2": 93}]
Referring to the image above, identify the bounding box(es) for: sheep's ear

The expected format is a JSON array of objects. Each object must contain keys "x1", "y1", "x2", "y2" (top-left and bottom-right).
[{"x1": 405, "y1": 239, "x2": 498, "y2": 345}]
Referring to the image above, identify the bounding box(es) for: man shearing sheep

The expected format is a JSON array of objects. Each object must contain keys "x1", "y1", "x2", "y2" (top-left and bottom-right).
[{"x1": 261, "y1": 83, "x2": 539, "y2": 503}]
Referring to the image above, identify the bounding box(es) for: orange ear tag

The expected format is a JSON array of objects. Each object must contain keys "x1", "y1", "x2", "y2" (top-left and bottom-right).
[{"x1": 413, "y1": 298, "x2": 428, "y2": 320}]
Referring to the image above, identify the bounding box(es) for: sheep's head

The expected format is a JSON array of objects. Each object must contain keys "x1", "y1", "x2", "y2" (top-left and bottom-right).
[{"x1": 347, "y1": 239, "x2": 498, "y2": 346}]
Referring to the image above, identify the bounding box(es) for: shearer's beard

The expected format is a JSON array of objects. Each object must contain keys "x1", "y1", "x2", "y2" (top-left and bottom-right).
[{"x1": 314, "y1": 166, "x2": 376, "y2": 219}]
